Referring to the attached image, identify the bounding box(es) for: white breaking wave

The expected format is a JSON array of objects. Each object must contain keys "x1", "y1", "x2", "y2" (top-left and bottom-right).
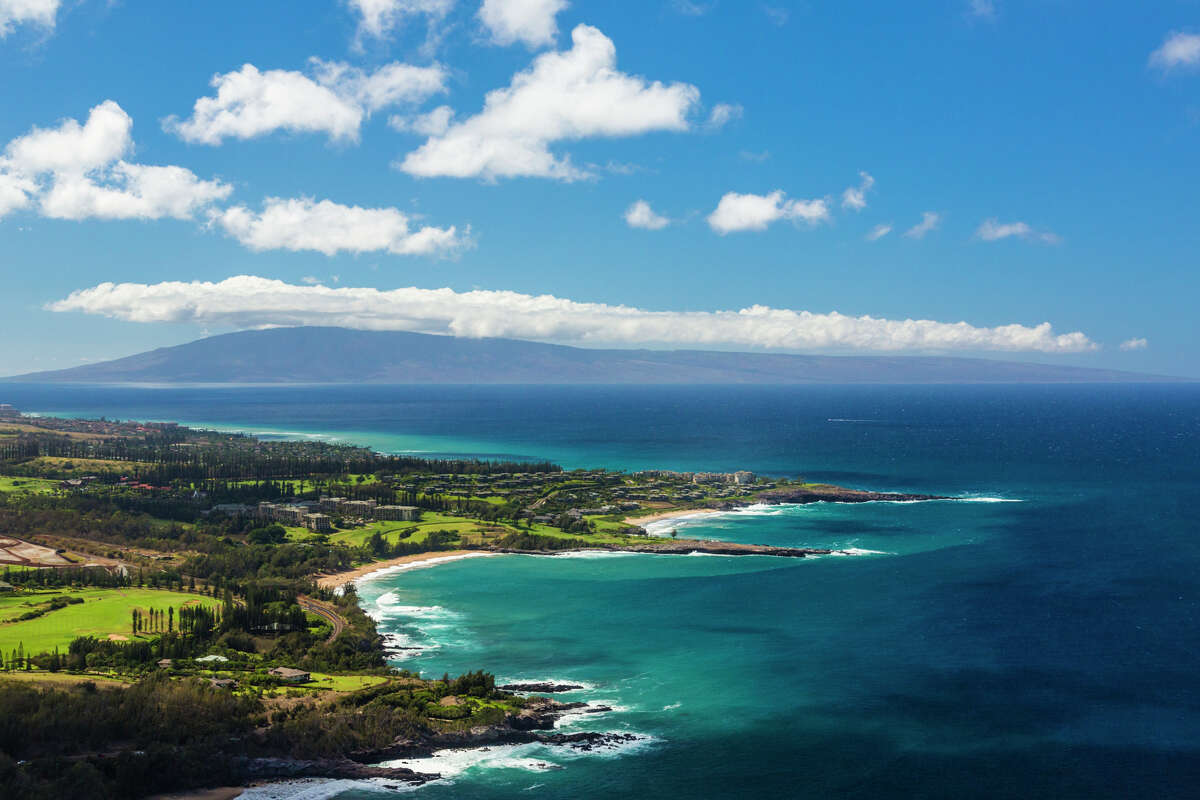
[
  {"x1": 831, "y1": 547, "x2": 890, "y2": 556},
  {"x1": 546, "y1": 550, "x2": 643, "y2": 560},
  {"x1": 955, "y1": 496, "x2": 1024, "y2": 503},
  {"x1": 237, "y1": 778, "x2": 405, "y2": 799}
]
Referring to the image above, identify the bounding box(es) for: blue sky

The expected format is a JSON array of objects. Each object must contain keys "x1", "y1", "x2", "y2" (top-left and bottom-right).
[{"x1": 0, "y1": 0, "x2": 1197, "y2": 377}]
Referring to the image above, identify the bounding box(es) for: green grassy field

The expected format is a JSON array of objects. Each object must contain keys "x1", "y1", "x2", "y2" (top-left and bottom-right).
[
  {"x1": 0, "y1": 477, "x2": 60, "y2": 494},
  {"x1": 0, "y1": 588, "x2": 219, "y2": 656}
]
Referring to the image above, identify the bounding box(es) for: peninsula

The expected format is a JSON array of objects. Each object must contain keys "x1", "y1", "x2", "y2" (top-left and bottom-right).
[{"x1": 0, "y1": 410, "x2": 947, "y2": 797}]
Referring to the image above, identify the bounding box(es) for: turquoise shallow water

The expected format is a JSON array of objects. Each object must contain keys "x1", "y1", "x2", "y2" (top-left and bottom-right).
[{"x1": 3, "y1": 383, "x2": 1199, "y2": 798}]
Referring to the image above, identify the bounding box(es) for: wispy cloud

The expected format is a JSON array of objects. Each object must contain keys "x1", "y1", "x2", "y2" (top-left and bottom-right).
[
  {"x1": 866, "y1": 223, "x2": 892, "y2": 241},
  {"x1": 48, "y1": 276, "x2": 1099, "y2": 354},
  {"x1": 968, "y1": 0, "x2": 996, "y2": 21},
  {"x1": 841, "y1": 171, "x2": 875, "y2": 211},
  {"x1": 707, "y1": 103, "x2": 743, "y2": 130},
  {"x1": 1119, "y1": 337, "x2": 1148, "y2": 351},
  {"x1": 0, "y1": 0, "x2": 60, "y2": 38},
  {"x1": 1150, "y1": 31, "x2": 1200, "y2": 72},
  {"x1": 975, "y1": 218, "x2": 1060, "y2": 244},
  {"x1": 903, "y1": 211, "x2": 941, "y2": 239}
]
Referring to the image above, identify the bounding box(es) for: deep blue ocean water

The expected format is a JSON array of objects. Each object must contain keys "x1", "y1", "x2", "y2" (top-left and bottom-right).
[{"x1": 2, "y1": 383, "x2": 1199, "y2": 798}]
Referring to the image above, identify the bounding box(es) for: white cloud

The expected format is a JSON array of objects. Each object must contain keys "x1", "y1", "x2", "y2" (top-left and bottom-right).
[
  {"x1": 347, "y1": 0, "x2": 454, "y2": 41},
  {"x1": 975, "y1": 218, "x2": 1060, "y2": 244},
  {"x1": 841, "y1": 171, "x2": 874, "y2": 211},
  {"x1": 624, "y1": 199, "x2": 669, "y2": 230},
  {"x1": 1, "y1": 100, "x2": 230, "y2": 221},
  {"x1": 707, "y1": 103, "x2": 743, "y2": 129},
  {"x1": 1120, "y1": 337, "x2": 1148, "y2": 351},
  {"x1": 866, "y1": 223, "x2": 892, "y2": 241},
  {"x1": 1150, "y1": 31, "x2": 1200, "y2": 71},
  {"x1": 4, "y1": 100, "x2": 132, "y2": 175},
  {"x1": 398, "y1": 24, "x2": 701, "y2": 181},
  {"x1": 48, "y1": 275, "x2": 1099, "y2": 354},
  {"x1": 478, "y1": 0, "x2": 567, "y2": 48},
  {"x1": 0, "y1": 0, "x2": 59, "y2": 37},
  {"x1": 390, "y1": 105, "x2": 455, "y2": 136},
  {"x1": 0, "y1": 171, "x2": 35, "y2": 217},
  {"x1": 41, "y1": 163, "x2": 231, "y2": 221},
  {"x1": 707, "y1": 190, "x2": 829, "y2": 234},
  {"x1": 904, "y1": 211, "x2": 941, "y2": 239},
  {"x1": 165, "y1": 60, "x2": 447, "y2": 145},
  {"x1": 211, "y1": 197, "x2": 466, "y2": 257}
]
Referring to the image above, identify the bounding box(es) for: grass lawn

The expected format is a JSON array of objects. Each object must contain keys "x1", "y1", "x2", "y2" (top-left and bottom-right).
[
  {"x1": 0, "y1": 477, "x2": 60, "y2": 494},
  {"x1": 0, "y1": 670, "x2": 131, "y2": 688},
  {"x1": 0, "y1": 588, "x2": 219, "y2": 656},
  {"x1": 298, "y1": 672, "x2": 390, "y2": 692}
]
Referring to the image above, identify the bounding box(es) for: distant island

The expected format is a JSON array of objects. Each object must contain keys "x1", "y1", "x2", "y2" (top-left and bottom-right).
[{"x1": 3, "y1": 326, "x2": 1185, "y2": 384}]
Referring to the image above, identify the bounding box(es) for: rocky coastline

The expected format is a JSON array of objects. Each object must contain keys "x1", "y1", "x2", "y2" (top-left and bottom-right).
[{"x1": 242, "y1": 696, "x2": 633, "y2": 788}]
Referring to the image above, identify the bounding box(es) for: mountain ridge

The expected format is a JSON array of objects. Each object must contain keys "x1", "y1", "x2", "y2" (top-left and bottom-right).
[{"x1": 3, "y1": 327, "x2": 1185, "y2": 384}]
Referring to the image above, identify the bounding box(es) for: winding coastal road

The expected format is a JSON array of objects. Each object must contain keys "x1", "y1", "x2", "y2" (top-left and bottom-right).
[{"x1": 298, "y1": 594, "x2": 347, "y2": 643}]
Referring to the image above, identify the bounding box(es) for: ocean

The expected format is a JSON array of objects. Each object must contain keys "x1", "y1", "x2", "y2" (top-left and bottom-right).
[{"x1": 2, "y1": 383, "x2": 1198, "y2": 798}]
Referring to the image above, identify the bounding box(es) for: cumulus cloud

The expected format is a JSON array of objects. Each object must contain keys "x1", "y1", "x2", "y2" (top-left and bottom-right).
[
  {"x1": 0, "y1": 171, "x2": 35, "y2": 217},
  {"x1": 41, "y1": 163, "x2": 231, "y2": 221},
  {"x1": 624, "y1": 199, "x2": 669, "y2": 230},
  {"x1": 5, "y1": 99, "x2": 133, "y2": 175},
  {"x1": 48, "y1": 275, "x2": 1098, "y2": 354},
  {"x1": 398, "y1": 25, "x2": 701, "y2": 181},
  {"x1": 211, "y1": 197, "x2": 467, "y2": 257},
  {"x1": 975, "y1": 218, "x2": 1060, "y2": 244},
  {"x1": 1, "y1": 100, "x2": 230, "y2": 221},
  {"x1": 347, "y1": 0, "x2": 454, "y2": 41},
  {"x1": 0, "y1": 0, "x2": 59, "y2": 37},
  {"x1": 707, "y1": 190, "x2": 829, "y2": 234},
  {"x1": 1120, "y1": 337, "x2": 1148, "y2": 351},
  {"x1": 841, "y1": 171, "x2": 874, "y2": 211},
  {"x1": 478, "y1": 0, "x2": 567, "y2": 49},
  {"x1": 904, "y1": 211, "x2": 941, "y2": 239},
  {"x1": 866, "y1": 223, "x2": 892, "y2": 241},
  {"x1": 1150, "y1": 31, "x2": 1200, "y2": 71},
  {"x1": 164, "y1": 60, "x2": 447, "y2": 145}
]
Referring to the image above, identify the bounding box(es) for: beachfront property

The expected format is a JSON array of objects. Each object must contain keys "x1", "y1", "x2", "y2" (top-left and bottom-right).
[{"x1": 0, "y1": 404, "x2": 18, "y2": 419}]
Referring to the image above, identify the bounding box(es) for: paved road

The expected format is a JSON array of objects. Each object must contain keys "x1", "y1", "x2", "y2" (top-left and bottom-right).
[{"x1": 298, "y1": 594, "x2": 347, "y2": 643}]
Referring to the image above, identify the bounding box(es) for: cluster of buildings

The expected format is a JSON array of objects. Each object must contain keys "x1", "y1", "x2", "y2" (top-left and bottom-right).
[
  {"x1": 634, "y1": 470, "x2": 757, "y2": 485},
  {"x1": 0, "y1": 404, "x2": 18, "y2": 419},
  {"x1": 205, "y1": 496, "x2": 423, "y2": 533}
]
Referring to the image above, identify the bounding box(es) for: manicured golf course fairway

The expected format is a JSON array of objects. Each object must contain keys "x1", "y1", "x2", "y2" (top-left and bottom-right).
[{"x1": 0, "y1": 588, "x2": 218, "y2": 656}]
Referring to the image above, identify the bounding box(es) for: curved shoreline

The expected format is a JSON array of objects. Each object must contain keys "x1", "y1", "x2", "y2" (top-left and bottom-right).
[{"x1": 316, "y1": 550, "x2": 496, "y2": 589}]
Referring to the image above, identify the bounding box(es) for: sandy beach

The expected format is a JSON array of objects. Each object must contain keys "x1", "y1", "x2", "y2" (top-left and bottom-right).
[
  {"x1": 148, "y1": 788, "x2": 247, "y2": 800},
  {"x1": 316, "y1": 550, "x2": 494, "y2": 589},
  {"x1": 624, "y1": 508, "x2": 725, "y2": 527}
]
